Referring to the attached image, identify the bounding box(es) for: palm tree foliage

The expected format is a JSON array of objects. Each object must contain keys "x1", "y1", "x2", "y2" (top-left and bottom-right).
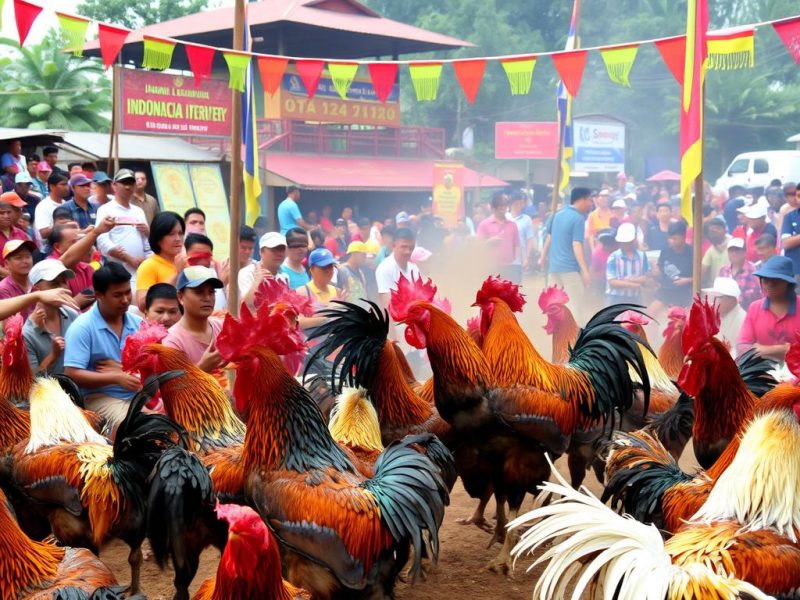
[{"x1": 0, "y1": 34, "x2": 111, "y2": 131}]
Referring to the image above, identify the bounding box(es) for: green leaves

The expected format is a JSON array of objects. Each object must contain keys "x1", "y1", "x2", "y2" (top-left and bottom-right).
[{"x1": 76, "y1": 0, "x2": 210, "y2": 29}]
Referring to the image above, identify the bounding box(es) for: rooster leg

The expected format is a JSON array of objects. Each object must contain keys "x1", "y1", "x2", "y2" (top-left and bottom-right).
[
  {"x1": 485, "y1": 499, "x2": 507, "y2": 548},
  {"x1": 567, "y1": 451, "x2": 588, "y2": 489},
  {"x1": 455, "y1": 491, "x2": 493, "y2": 533},
  {"x1": 127, "y1": 544, "x2": 143, "y2": 595},
  {"x1": 485, "y1": 507, "x2": 518, "y2": 576}
]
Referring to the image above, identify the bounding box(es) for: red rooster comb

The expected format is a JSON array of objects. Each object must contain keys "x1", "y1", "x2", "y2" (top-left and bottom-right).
[
  {"x1": 618, "y1": 310, "x2": 651, "y2": 332},
  {"x1": 2, "y1": 314, "x2": 25, "y2": 367},
  {"x1": 537, "y1": 285, "x2": 570, "y2": 313},
  {"x1": 785, "y1": 337, "x2": 800, "y2": 381},
  {"x1": 663, "y1": 305, "x2": 688, "y2": 340},
  {"x1": 216, "y1": 502, "x2": 264, "y2": 533},
  {"x1": 682, "y1": 297, "x2": 720, "y2": 353},
  {"x1": 253, "y1": 278, "x2": 314, "y2": 317},
  {"x1": 121, "y1": 321, "x2": 168, "y2": 371},
  {"x1": 474, "y1": 276, "x2": 526, "y2": 312},
  {"x1": 389, "y1": 273, "x2": 451, "y2": 322}
]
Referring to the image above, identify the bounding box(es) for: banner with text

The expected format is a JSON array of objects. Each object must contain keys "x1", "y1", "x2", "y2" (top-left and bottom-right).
[
  {"x1": 120, "y1": 69, "x2": 232, "y2": 138},
  {"x1": 495, "y1": 122, "x2": 559, "y2": 160},
  {"x1": 432, "y1": 163, "x2": 464, "y2": 229},
  {"x1": 265, "y1": 66, "x2": 400, "y2": 126},
  {"x1": 573, "y1": 118, "x2": 626, "y2": 173}
]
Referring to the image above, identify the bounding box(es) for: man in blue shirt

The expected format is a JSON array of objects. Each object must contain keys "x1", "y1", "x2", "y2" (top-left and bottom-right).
[
  {"x1": 64, "y1": 262, "x2": 142, "y2": 425},
  {"x1": 277, "y1": 185, "x2": 309, "y2": 235},
  {"x1": 781, "y1": 183, "x2": 800, "y2": 282},
  {"x1": 542, "y1": 187, "x2": 594, "y2": 323},
  {"x1": 61, "y1": 173, "x2": 98, "y2": 230}
]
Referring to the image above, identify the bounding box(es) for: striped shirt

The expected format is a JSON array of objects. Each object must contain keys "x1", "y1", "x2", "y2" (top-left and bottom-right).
[{"x1": 606, "y1": 248, "x2": 650, "y2": 300}]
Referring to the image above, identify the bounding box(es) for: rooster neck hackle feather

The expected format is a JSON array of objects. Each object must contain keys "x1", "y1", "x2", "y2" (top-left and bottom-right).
[
  {"x1": 77, "y1": 444, "x2": 125, "y2": 545},
  {"x1": 328, "y1": 388, "x2": 384, "y2": 453},
  {"x1": 0, "y1": 393, "x2": 29, "y2": 452},
  {"x1": 372, "y1": 343, "x2": 434, "y2": 427}
]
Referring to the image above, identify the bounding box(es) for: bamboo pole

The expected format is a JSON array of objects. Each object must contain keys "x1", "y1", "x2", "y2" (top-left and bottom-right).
[
  {"x1": 106, "y1": 65, "x2": 119, "y2": 173},
  {"x1": 691, "y1": 79, "x2": 706, "y2": 297},
  {"x1": 227, "y1": 0, "x2": 245, "y2": 318}
]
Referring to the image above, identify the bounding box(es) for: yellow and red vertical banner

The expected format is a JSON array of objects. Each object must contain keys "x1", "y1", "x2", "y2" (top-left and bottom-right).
[
  {"x1": 432, "y1": 163, "x2": 464, "y2": 229},
  {"x1": 680, "y1": 0, "x2": 708, "y2": 225}
]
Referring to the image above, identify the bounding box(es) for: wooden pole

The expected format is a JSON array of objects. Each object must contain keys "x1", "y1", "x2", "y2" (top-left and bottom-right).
[
  {"x1": 107, "y1": 65, "x2": 119, "y2": 173},
  {"x1": 227, "y1": 0, "x2": 245, "y2": 318},
  {"x1": 691, "y1": 80, "x2": 706, "y2": 297}
]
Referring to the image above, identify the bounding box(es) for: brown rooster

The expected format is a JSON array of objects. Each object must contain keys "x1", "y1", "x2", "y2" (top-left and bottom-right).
[
  {"x1": 389, "y1": 274, "x2": 649, "y2": 572},
  {"x1": 537, "y1": 285, "x2": 579, "y2": 364},
  {"x1": 215, "y1": 300, "x2": 451, "y2": 599},
  {"x1": 192, "y1": 503, "x2": 310, "y2": 600},
  {"x1": 0, "y1": 488, "x2": 131, "y2": 600},
  {"x1": 0, "y1": 315, "x2": 33, "y2": 408},
  {"x1": 658, "y1": 305, "x2": 687, "y2": 379}
]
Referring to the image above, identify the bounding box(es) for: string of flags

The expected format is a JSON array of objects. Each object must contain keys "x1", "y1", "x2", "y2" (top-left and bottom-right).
[{"x1": 10, "y1": 0, "x2": 800, "y2": 103}]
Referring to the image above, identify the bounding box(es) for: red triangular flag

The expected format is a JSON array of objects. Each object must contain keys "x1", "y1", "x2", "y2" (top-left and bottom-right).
[
  {"x1": 773, "y1": 17, "x2": 800, "y2": 64},
  {"x1": 257, "y1": 56, "x2": 289, "y2": 95},
  {"x1": 295, "y1": 59, "x2": 324, "y2": 99},
  {"x1": 14, "y1": 0, "x2": 43, "y2": 47},
  {"x1": 655, "y1": 36, "x2": 687, "y2": 84},
  {"x1": 184, "y1": 44, "x2": 215, "y2": 86},
  {"x1": 368, "y1": 62, "x2": 398, "y2": 105},
  {"x1": 98, "y1": 23, "x2": 130, "y2": 70},
  {"x1": 452, "y1": 59, "x2": 486, "y2": 105},
  {"x1": 551, "y1": 50, "x2": 587, "y2": 97}
]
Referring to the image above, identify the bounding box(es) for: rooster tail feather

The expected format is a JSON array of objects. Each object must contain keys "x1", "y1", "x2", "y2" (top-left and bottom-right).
[
  {"x1": 568, "y1": 303, "x2": 653, "y2": 425},
  {"x1": 147, "y1": 446, "x2": 214, "y2": 579},
  {"x1": 304, "y1": 300, "x2": 389, "y2": 393},
  {"x1": 362, "y1": 433, "x2": 448, "y2": 580},
  {"x1": 735, "y1": 348, "x2": 778, "y2": 398},
  {"x1": 53, "y1": 586, "x2": 128, "y2": 600},
  {"x1": 601, "y1": 430, "x2": 694, "y2": 527},
  {"x1": 509, "y1": 463, "x2": 770, "y2": 600},
  {"x1": 646, "y1": 391, "x2": 695, "y2": 457},
  {"x1": 400, "y1": 432, "x2": 457, "y2": 492}
]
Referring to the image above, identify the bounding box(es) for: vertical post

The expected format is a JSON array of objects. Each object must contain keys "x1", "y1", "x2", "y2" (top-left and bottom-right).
[
  {"x1": 107, "y1": 65, "x2": 119, "y2": 173},
  {"x1": 113, "y1": 65, "x2": 121, "y2": 173},
  {"x1": 228, "y1": 0, "x2": 245, "y2": 318},
  {"x1": 691, "y1": 80, "x2": 705, "y2": 297}
]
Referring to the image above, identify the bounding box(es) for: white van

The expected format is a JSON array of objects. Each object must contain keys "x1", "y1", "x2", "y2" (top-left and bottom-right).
[{"x1": 715, "y1": 151, "x2": 800, "y2": 191}]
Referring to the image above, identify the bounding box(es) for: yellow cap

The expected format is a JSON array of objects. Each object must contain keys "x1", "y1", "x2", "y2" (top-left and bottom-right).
[
  {"x1": 346, "y1": 241, "x2": 367, "y2": 254},
  {"x1": 363, "y1": 239, "x2": 380, "y2": 254}
]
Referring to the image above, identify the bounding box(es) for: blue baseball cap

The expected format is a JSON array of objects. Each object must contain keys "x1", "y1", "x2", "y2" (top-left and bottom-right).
[
  {"x1": 308, "y1": 248, "x2": 337, "y2": 268},
  {"x1": 92, "y1": 171, "x2": 112, "y2": 183},
  {"x1": 753, "y1": 255, "x2": 796, "y2": 285},
  {"x1": 176, "y1": 266, "x2": 223, "y2": 291}
]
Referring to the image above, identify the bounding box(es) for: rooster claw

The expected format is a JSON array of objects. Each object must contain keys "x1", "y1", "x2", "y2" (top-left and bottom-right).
[
  {"x1": 485, "y1": 527, "x2": 506, "y2": 549},
  {"x1": 484, "y1": 555, "x2": 513, "y2": 576},
  {"x1": 455, "y1": 515, "x2": 494, "y2": 534}
]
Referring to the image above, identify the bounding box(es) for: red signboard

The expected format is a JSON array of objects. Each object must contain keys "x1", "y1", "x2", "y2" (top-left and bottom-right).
[
  {"x1": 495, "y1": 122, "x2": 559, "y2": 160},
  {"x1": 120, "y1": 69, "x2": 232, "y2": 138}
]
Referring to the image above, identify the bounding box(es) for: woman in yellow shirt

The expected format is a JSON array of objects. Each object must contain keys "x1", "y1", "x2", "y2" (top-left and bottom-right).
[{"x1": 135, "y1": 211, "x2": 186, "y2": 311}]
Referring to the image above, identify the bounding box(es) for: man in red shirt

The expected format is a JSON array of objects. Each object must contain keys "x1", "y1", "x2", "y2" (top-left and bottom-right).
[
  {"x1": 0, "y1": 192, "x2": 30, "y2": 277},
  {"x1": 735, "y1": 201, "x2": 777, "y2": 263},
  {"x1": 477, "y1": 191, "x2": 520, "y2": 283}
]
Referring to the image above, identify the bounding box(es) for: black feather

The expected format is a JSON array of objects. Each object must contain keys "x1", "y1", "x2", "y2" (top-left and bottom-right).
[
  {"x1": 647, "y1": 391, "x2": 695, "y2": 454},
  {"x1": 735, "y1": 348, "x2": 778, "y2": 398},
  {"x1": 52, "y1": 374, "x2": 85, "y2": 408}
]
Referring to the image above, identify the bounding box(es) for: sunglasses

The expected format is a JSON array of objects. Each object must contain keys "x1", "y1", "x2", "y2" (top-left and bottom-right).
[{"x1": 288, "y1": 244, "x2": 308, "y2": 249}]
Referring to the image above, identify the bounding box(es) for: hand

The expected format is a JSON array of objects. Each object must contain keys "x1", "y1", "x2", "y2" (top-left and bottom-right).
[
  {"x1": 197, "y1": 343, "x2": 226, "y2": 373},
  {"x1": 135, "y1": 222, "x2": 149, "y2": 236},
  {"x1": 252, "y1": 263, "x2": 268, "y2": 286},
  {"x1": 95, "y1": 359, "x2": 122, "y2": 373},
  {"x1": 30, "y1": 305, "x2": 46, "y2": 327},
  {"x1": 674, "y1": 277, "x2": 692, "y2": 286},
  {"x1": 119, "y1": 373, "x2": 142, "y2": 392},
  {"x1": 580, "y1": 269, "x2": 591, "y2": 287},
  {"x1": 36, "y1": 288, "x2": 79, "y2": 312},
  {"x1": 94, "y1": 216, "x2": 116, "y2": 235},
  {"x1": 50, "y1": 335, "x2": 65, "y2": 356},
  {"x1": 173, "y1": 252, "x2": 188, "y2": 272},
  {"x1": 125, "y1": 255, "x2": 143, "y2": 269},
  {"x1": 217, "y1": 258, "x2": 230, "y2": 286}
]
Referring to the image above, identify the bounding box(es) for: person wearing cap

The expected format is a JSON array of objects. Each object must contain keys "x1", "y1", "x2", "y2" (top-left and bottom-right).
[
  {"x1": 278, "y1": 227, "x2": 310, "y2": 289},
  {"x1": 134, "y1": 212, "x2": 186, "y2": 311},
  {"x1": 337, "y1": 241, "x2": 368, "y2": 303},
  {"x1": 297, "y1": 248, "x2": 339, "y2": 328},
  {"x1": 13, "y1": 171, "x2": 39, "y2": 219},
  {"x1": 163, "y1": 266, "x2": 227, "y2": 388},
  {"x1": 34, "y1": 173, "x2": 69, "y2": 240},
  {"x1": 63, "y1": 263, "x2": 143, "y2": 425},
  {"x1": 477, "y1": 191, "x2": 520, "y2": 283},
  {"x1": 610, "y1": 198, "x2": 628, "y2": 229},
  {"x1": 586, "y1": 189, "x2": 612, "y2": 250},
  {"x1": 702, "y1": 277, "x2": 746, "y2": 357},
  {"x1": 61, "y1": 173, "x2": 98, "y2": 230},
  {"x1": 277, "y1": 185, "x2": 309, "y2": 235},
  {"x1": 132, "y1": 171, "x2": 160, "y2": 226},
  {"x1": 395, "y1": 211, "x2": 411, "y2": 228},
  {"x1": 94, "y1": 168, "x2": 153, "y2": 291},
  {"x1": 700, "y1": 217, "x2": 730, "y2": 286},
  {"x1": 0, "y1": 194, "x2": 30, "y2": 274},
  {"x1": 88, "y1": 171, "x2": 113, "y2": 206},
  {"x1": 719, "y1": 237, "x2": 760, "y2": 309},
  {"x1": 22, "y1": 259, "x2": 80, "y2": 375},
  {"x1": 1, "y1": 139, "x2": 26, "y2": 179},
  {"x1": 605, "y1": 222, "x2": 651, "y2": 306},
  {"x1": 324, "y1": 218, "x2": 349, "y2": 259},
  {"x1": 735, "y1": 200, "x2": 777, "y2": 263},
  {"x1": 0, "y1": 238, "x2": 36, "y2": 316},
  {"x1": 239, "y1": 231, "x2": 289, "y2": 308},
  {"x1": 737, "y1": 255, "x2": 800, "y2": 361},
  {"x1": 31, "y1": 160, "x2": 50, "y2": 198},
  {"x1": 654, "y1": 220, "x2": 694, "y2": 310}
]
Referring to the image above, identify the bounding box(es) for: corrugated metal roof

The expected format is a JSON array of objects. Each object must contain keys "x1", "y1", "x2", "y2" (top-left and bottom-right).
[
  {"x1": 60, "y1": 132, "x2": 222, "y2": 163},
  {"x1": 0, "y1": 127, "x2": 66, "y2": 142}
]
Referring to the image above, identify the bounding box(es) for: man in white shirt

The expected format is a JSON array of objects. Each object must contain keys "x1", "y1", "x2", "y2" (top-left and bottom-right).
[
  {"x1": 375, "y1": 227, "x2": 420, "y2": 307},
  {"x1": 701, "y1": 276, "x2": 746, "y2": 357},
  {"x1": 94, "y1": 169, "x2": 151, "y2": 291},
  {"x1": 508, "y1": 190, "x2": 536, "y2": 283},
  {"x1": 34, "y1": 172, "x2": 69, "y2": 241},
  {"x1": 238, "y1": 231, "x2": 289, "y2": 309}
]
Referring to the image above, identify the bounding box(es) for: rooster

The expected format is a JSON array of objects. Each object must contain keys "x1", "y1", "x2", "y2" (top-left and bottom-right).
[
  {"x1": 215, "y1": 300, "x2": 450, "y2": 599},
  {"x1": 327, "y1": 387, "x2": 384, "y2": 474},
  {"x1": 511, "y1": 385, "x2": 800, "y2": 599},
  {"x1": 12, "y1": 372, "x2": 200, "y2": 595},
  {"x1": 0, "y1": 315, "x2": 33, "y2": 408},
  {"x1": 659, "y1": 305, "x2": 688, "y2": 379},
  {"x1": 192, "y1": 503, "x2": 310, "y2": 600},
  {"x1": 389, "y1": 274, "x2": 650, "y2": 573},
  {"x1": 537, "y1": 285, "x2": 579, "y2": 364}
]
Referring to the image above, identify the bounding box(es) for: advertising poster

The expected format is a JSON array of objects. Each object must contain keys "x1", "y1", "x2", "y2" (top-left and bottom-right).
[
  {"x1": 573, "y1": 118, "x2": 626, "y2": 173},
  {"x1": 189, "y1": 163, "x2": 230, "y2": 261},
  {"x1": 151, "y1": 163, "x2": 197, "y2": 218},
  {"x1": 495, "y1": 122, "x2": 559, "y2": 160},
  {"x1": 432, "y1": 163, "x2": 464, "y2": 228}
]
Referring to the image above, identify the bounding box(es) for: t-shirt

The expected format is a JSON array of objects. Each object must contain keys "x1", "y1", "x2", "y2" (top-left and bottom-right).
[
  {"x1": 237, "y1": 262, "x2": 289, "y2": 299},
  {"x1": 781, "y1": 207, "x2": 800, "y2": 275},
  {"x1": 23, "y1": 307, "x2": 80, "y2": 374},
  {"x1": 508, "y1": 212, "x2": 535, "y2": 266},
  {"x1": 375, "y1": 254, "x2": 420, "y2": 295},
  {"x1": 701, "y1": 239, "x2": 730, "y2": 285},
  {"x1": 94, "y1": 201, "x2": 152, "y2": 290},
  {"x1": 586, "y1": 208, "x2": 611, "y2": 239},
  {"x1": 48, "y1": 248, "x2": 94, "y2": 298},
  {"x1": 34, "y1": 197, "x2": 64, "y2": 234},
  {"x1": 61, "y1": 198, "x2": 99, "y2": 230},
  {"x1": 279, "y1": 261, "x2": 310, "y2": 290},
  {"x1": 547, "y1": 205, "x2": 585, "y2": 274},
  {"x1": 1, "y1": 152, "x2": 25, "y2": 175},
  {"x1": 737, "y1": 295, "x2": 800, "y2": 354},
  {"x1": 163, "y1": 318, "x2": 227, "y2": 390},
  {"x1": 477, "y1": 215, "x2": 519, "y2": 266},
  {"x1": 646, "y1": 223, "x2": 670, "y2": 252},
  {"x1": 606, "y1": 248, "x2": 651, "y2": 301},
  {"x1": 131, "y1": 193, "x2": 160, "y2": 225},
  {"x1": 658, "y1": 244, "x2": 694, "y2": 307},
  {"x1": 338, "y1": 264, "x2": 367, "y2": 302},
  {"x1": 277, "y1": 198, "x2": 302, "y2": 235},
  {"x1": 0, "y1": 276, "x2": 32, "y2": 318},
  {"x1": 136, "y1": 253, "x2": 177, "y2": 291}
]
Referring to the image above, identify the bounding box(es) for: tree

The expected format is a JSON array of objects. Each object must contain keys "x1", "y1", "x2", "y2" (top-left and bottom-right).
[
  {"x1": 0, "y1": 34, "x2": 111, "y2": 131},
  {"x1": 76, "y1": 0, "x2": 211, "y2": 29}
]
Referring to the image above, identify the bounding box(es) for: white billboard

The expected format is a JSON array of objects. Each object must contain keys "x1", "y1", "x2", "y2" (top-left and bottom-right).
[{"x1": 573, "y1": 118, "x2": 626, "y2": 173}]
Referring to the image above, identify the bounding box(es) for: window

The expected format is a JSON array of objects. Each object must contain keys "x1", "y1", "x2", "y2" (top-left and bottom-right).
[
  {"x1": 727, "y1": 159, "x2": 749, "y2": 175},
  {"x1": 753, "y1": 158, "x2": 769, "y2": 174}
]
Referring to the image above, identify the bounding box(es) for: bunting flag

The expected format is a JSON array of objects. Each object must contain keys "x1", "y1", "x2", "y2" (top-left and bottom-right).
[
  {"x1": 243, "y1": 14, "x2": 262, "y2": 226},
  {"x1": 328, "y1": 62, "x2": 359, "y2": 99},
  {"x1": 707, "y1": 28, "x2": 754, "y2": 70},
  {"x1": 13, "y1": 0, "x2": 43, "y2": 47},
  {"x1": 257, "y1": 56, "x2": 288, "y2": 95},
  {"x1": 600, "y1": 44, "x2": 639, "y2": 87},
  {"x1": 142, "y1": 36, "x2": 176, "y2": 70},
  {"x1": 557, "y1": 0, "x2": 580, "y2": 195},
  {"x1": 453, "y1": 59, "x2": 486, "y2": 105},
  {"x1": 223, "y1": 50, "x2": 251, "y2": 91},
  {"x1": 367, "y1": 62, "x2": 398, "y2": 105},
  {"x1": 56, "y1": 13, "x2": 90, "y2": 56},
  {"x1": 184, "y1": 44, "x2": 215, "y2": 86},
  {"x1": 552, "y1": 50, "x2": 587, "y2": 97},
  {"x1": 655, "y1": 36, "x2": 686, "y2": 84},
  {"x1": 500, "y1": 56, "x2": 536, "y2": 95},
  {"x1": 680, "y1": 0, "x2": 708, "y2": 225},
  {"x1": 295, "y1": 59, "x2": 325, "y2": 99},
  {"x1": 97, "y1": 24, "x2": 129, "y2": 70},
  {"x1": 773, "y1": 17, "x2": 800, "y2": 64},
  {"x1": 408, "y1": 62, "x2": 443, "y2": 102}
]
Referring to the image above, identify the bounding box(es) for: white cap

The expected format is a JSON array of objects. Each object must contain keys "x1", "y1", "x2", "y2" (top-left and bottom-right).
[
  {"x1": 29, "y1": 259, "x2": 75, "y2": 286},
  {"x1": 739, "y1": 203, "x2": 768, "y2": 219},
  {"x1": 624, "y1": 192, "x2": 637, "y2": 201},
  {"x1": 611, "y1": 198, "x2": 627, "y2": 209},
  {"x1": 411, "y1": 246, "x2": 432, "y2": 262},
  {"x1": 702, "y1": 276, "x2": 741, "y2": 299},
  {"x1": 615, "y1": 222, "x2": 637, "y2": 243},
  {"x1": 727, "y1": 237, "x2": 745, "y2": 250},
  {"x1": 259, "y1": 232, "x2": 287, "y2": 249}
]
